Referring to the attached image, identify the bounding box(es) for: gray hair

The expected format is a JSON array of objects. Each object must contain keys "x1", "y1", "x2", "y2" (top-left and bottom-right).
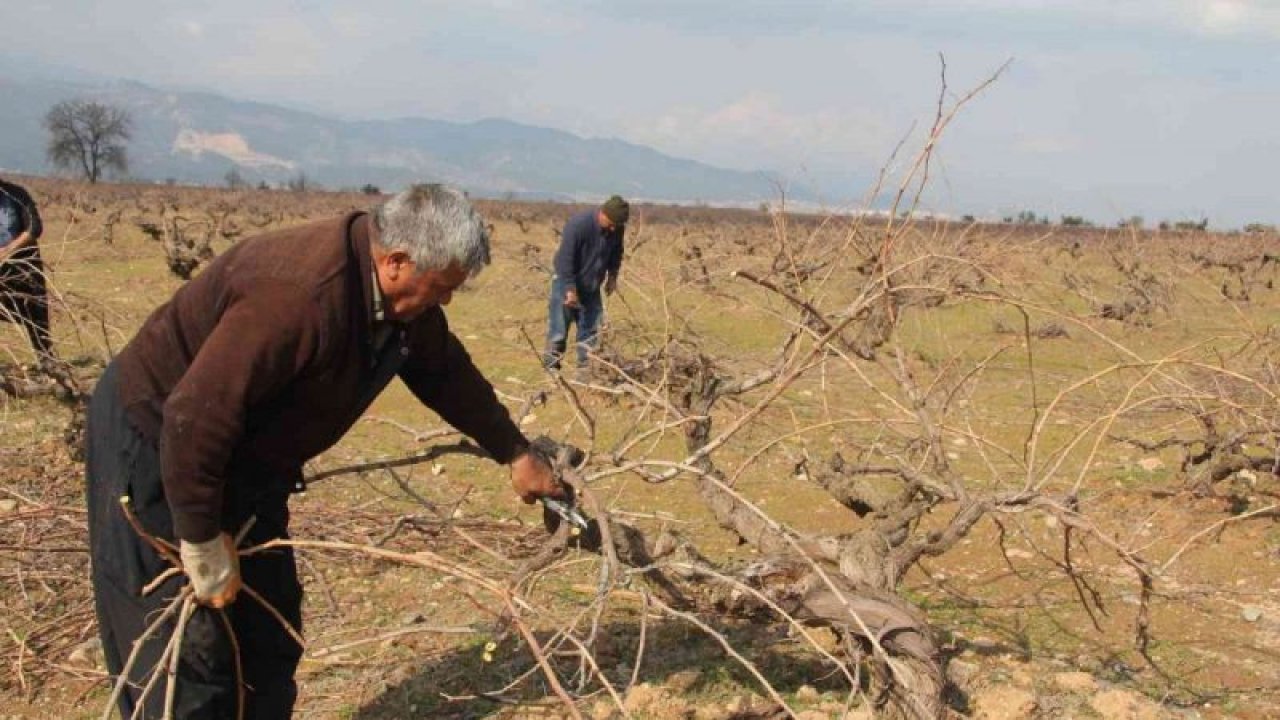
[{"x1": 373, "y1": 184, "x2": 491, "y2": 276}]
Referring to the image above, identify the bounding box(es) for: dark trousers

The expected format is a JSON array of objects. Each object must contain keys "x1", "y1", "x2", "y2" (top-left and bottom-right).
[
  {"x1": 0, "y1": 255, "x2": 52, "y2": 360},
  {"x1": 86, "y1": 363, "x2": 303, "y2": 719},
  {"x1": 543, "y1": 275, "x2": 603, "y2": 369}
]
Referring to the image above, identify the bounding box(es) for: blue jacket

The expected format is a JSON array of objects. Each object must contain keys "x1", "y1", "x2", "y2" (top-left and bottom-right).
[
  {"x1": 0, "y1": 179, "x2": 41, "y2": 250},
  {"x1": 552, "y1": 209, "x2": 624, "y2": 294}
]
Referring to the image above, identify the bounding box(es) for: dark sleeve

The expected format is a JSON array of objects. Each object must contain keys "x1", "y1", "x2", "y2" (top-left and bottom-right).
[
  {"x1": 1, "y1": 183, "x2": 39, "y2": 240},
  {"x1": 608, "y1": 227, "x2": 624, "y2": 275},
  {"x1": 18, "y1": 186, "x2": 41, "y2": 240},
  {"x1": 552, "y1": 215, "x2": 584, "y2": 293},
  {"x1": 161, "y1": 285, "x2": 323, "y2": 542},
  {"x1": 399, "y1": 311, "x2": 528, "y2": 464}
]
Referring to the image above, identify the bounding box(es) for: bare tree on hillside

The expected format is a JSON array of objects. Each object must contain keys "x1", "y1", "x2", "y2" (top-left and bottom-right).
[{"x1": 44, "y1": 99, "x2": 132, "y2": 184}]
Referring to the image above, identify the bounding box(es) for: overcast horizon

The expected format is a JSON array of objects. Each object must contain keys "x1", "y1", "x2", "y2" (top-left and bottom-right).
[{"x1": 3, "y1": 1, "x2": 1277, "y2": 227}]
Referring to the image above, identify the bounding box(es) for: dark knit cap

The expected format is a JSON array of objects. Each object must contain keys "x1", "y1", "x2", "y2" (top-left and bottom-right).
[{"x1": 602, "y1": 195, "x2": 630, "y2": 225}]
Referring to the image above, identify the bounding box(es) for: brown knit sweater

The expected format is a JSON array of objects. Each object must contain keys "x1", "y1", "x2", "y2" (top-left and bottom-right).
[{"x1": 116, "y1": 212, "x2": 527, "y2": 542}]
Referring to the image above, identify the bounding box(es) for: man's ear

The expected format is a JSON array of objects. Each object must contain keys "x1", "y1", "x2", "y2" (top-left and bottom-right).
[{"x1": 385, "y1": 251, "x2": 413, "y2": 280}]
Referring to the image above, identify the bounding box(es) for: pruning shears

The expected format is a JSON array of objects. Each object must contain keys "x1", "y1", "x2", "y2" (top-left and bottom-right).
[
  {"x1": 529, "y1": 435, "x2": 594, "y2": 536},
  {"x1": 541, "y1": 496, "x2": 590, "y2": 534}
]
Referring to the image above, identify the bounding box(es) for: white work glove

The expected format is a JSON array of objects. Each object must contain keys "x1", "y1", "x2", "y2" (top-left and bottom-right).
[{"x1": 179, "y1": 533, "x2": 242, "y2": 608}]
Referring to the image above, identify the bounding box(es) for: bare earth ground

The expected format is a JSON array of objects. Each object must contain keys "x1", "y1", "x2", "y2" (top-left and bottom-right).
[{"x1": 1, "y1": 178, "x2": 1279, "y2": 719}]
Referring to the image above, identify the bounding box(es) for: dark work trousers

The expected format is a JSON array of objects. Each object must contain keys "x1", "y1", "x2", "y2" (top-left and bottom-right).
[
  {"x1": 86, "y1": 362, "x2": 303, "y2": 719},
  {"x1": 0, "y1": 251, "x2": 52, "y2": 360},
  {"x1": 543, "y1": 274, "x2": 603, "y2": 369}
]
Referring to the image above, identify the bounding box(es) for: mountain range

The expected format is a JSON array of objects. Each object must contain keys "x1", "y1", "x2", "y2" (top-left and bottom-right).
[{"x1": 0, "y1": 62, "x2": 804, "y2": 204}]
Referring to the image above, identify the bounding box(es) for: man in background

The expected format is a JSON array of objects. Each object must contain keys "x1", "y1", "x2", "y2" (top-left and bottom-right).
[
  {"x1": 0, "y1": 177, "x2": 53, "y2": 364},
  {"x1": 543, "y1": 195, "x2": 628, "y2": 376}
]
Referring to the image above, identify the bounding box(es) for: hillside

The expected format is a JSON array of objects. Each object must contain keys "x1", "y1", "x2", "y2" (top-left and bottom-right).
[{"x1": 0, "y1": 66, "x2": 800, "y2": 203}]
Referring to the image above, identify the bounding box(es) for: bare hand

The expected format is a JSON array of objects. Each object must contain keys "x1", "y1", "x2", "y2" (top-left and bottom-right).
[
  {"x1": 604, "y1": 275, "x2": 618, "y2": 296},
  {"x1": 510, "y1": 450, "x2": 564, "y2": 504},
  {"x1": 179, "y1": 533, "x2": 242, "y2": 608},
  {"x1": 564, "y1": 289, "x2": 580, "y2": 309}
]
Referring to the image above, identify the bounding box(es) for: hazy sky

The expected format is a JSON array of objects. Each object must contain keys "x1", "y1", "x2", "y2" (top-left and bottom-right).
[{"x1": 5, "y1": 1, "x2": 1278, "y2": 225}]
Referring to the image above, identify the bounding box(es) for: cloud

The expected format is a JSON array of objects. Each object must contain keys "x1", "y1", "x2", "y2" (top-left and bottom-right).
[
  {"x1": 1022, "y1": 1, "x2": 1280, "y2": 40},
  {"x1": 1199, "y1": 0, "x2": 1249, "y2": 30},
  {"x1": 899, "y1": 1, "x2": 1280, "y2": 40},
  {"x1": 624, "y1": 92, "x2": 898, "y2": 174},
  {"x1": 585, "y1": 1, "x2": 1280, "y2": 42},
  {"x1": 328, "y1": 11, "x2": 380, "y2": 39},
  {"x1": 1011, "y1": 133, "x2": 1078, "y2": 156},
  {"x1": 0, "y1": 0, "x2": 1276, "y2": 224},
  {"x1": 1185, "y1": 0, "x2": 1280, "y2": 36},
  {"x1": 208, "y1": 15, "x2": 327, "y2": 78}
]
